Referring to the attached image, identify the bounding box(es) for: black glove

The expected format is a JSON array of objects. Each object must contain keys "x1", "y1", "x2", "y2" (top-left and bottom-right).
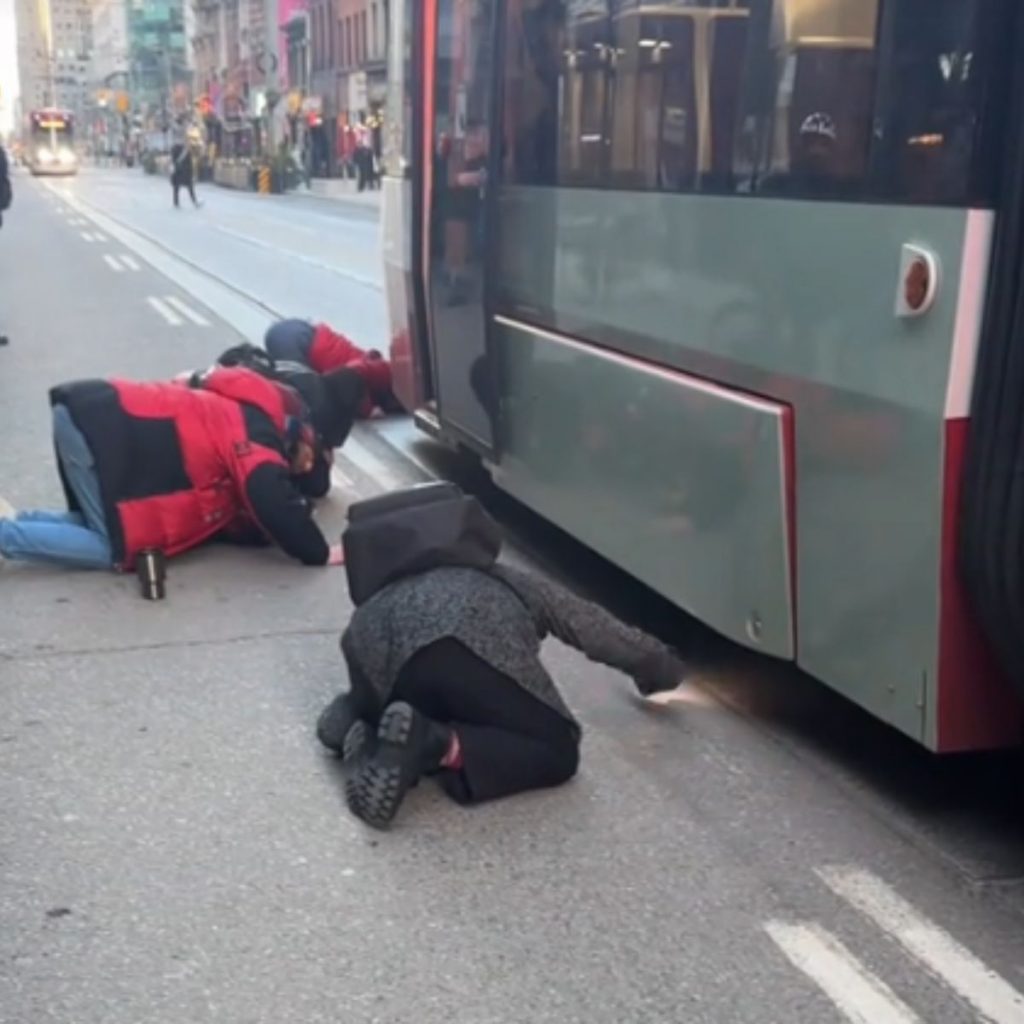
[{"x1": 632, "y1": 650, "x2": 688, "y2": 696}]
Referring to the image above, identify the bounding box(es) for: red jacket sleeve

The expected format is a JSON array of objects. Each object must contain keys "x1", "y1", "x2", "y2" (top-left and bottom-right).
[{"x1": 309, "y1": 324, "x2": 364, "y2": 373}]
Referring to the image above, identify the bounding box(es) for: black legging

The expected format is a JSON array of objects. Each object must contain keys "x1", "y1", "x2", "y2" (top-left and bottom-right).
[
  {"x1": 348, "y1": 638, "x2": 580, "y2": 805},
  {"x1": 171, "y1": 146, "x2": 198, "y2": 207}
]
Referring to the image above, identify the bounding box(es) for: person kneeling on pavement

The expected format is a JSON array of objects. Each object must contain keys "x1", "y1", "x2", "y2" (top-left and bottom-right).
[
  {"x1": 188, "y1": 342, "x2": 368, "y2": 500},
  {"x1": 317, "y1": 483, "x2": 686, "y2": 829},
  {"x1": 263, "y1": 318, "x2": 400, "y2": 418},
  {"x1": 0, "y1": 368, "x2": 343, "y2": 570}
]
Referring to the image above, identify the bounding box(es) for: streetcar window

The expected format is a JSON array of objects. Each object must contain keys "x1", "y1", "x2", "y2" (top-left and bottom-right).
[
  {"x1": 738, "y1": 0, "x2": 880, "y2": 200},
  {"x1": 501, "y1": 0, "x2": 567, "y2": 187},
  {"x1": 498, "y1": 0, "x2": 1012, "y2": 206},
  {"x1": 866, "y1": 0, "x2": 1011, "y2": 206}
]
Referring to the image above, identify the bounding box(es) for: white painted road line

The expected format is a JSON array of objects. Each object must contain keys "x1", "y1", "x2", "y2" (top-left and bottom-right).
[
  {"x1": 103, "y1": 254, "x2": 125, "y2": 272},
  {"x1": 331, "y1": 467, "x2": 355, "y2": 491},
  {"x1": 818, "y1": 867, "x2": 1024, "y2": 1024},
  {"x1": 81, "y1": 231, "x2": 95, "y2": 242},
  {"x1": 765, "y1": 922, "x2": 922, "y2": 1024},
  {"x1": 147, "y1": 296, "x2": 183, "y2": 326},
  {"x1": 120, "y1": 255, "x2": 141, "y2": 272},
  {"x1": 164, "y1": 296, "x2": 210, "y2": 326}
]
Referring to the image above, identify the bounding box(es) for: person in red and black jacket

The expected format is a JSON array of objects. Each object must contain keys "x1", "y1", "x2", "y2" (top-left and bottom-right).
[
  {"x1": 0, "y1": 368, "x2": 343, "y2": 571},
  {"x1": 263, "y1": 318, "x2": 401, "y2": 418}
]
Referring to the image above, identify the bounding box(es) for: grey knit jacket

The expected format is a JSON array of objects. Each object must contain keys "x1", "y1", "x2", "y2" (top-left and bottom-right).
[{"x1": 341, "y1": 563, "x2": 684, "y2": 730}]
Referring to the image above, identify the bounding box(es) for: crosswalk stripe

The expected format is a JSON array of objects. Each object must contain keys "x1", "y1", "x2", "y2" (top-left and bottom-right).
[
  {"x1": 103, "y1": 254, "x2": 124, "y2": 272},
  {"x1": 818, "y1": 867, "x2": 1024, "y2": 1024},
  {"x1": 164, "y1": 296, "x2": 210, "y2": 326},
  {"x1": 147, "y1": 296, "x2": 183, "y2": 326},
  {"x1": 765, "y1": 922, "x2": 922, "y2": 1024}
]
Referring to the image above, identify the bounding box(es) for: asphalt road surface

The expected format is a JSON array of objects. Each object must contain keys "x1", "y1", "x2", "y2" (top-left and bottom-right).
[{"x1": 1, "y1": 167, "x2": 1023, "y2": 1024}]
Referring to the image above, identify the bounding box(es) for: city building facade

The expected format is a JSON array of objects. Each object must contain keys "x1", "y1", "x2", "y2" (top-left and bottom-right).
[
  {"x1": 15, "y1": 0, "x2": 94, "y2": 125},
  {"x1": 127, "y1": 0, "x2": 191, "y2": 125}
]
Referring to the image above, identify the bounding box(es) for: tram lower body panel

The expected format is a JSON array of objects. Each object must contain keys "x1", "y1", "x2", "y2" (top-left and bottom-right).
[
  {"x1": 492, "y1": 316, "x2": 795, "y2": 662},
  {"x1": 386, "y1": 171, "x2": 1024, "y2": 750}
]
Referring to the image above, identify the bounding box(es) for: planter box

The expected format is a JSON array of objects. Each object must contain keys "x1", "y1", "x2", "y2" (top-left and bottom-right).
[{"x1": 213, "y1": 159, "x2": 255, "y2": 190}]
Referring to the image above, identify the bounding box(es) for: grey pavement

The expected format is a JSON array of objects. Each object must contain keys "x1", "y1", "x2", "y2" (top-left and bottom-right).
[
  {"x1": 51, "y1": 166, "x2": 387, "y2": 351},
  {"x1": 1, "y1": 168, "x2": 1024, "y2": 1024}
]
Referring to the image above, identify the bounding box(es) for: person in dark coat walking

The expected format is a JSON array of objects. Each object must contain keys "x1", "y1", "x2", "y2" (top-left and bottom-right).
[
  {"x1": 317, "y1": 562, "x2": 686, "y2": 828},
  {"x1": 171, "y1": 140, "x2": 200, "y2": 208}
]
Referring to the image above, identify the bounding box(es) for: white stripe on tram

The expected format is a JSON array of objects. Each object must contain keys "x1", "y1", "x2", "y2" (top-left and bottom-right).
[
  {"x1": 764, "y1": 922, "x2": 922, "y2": 1024},
  {"x1": 818, "y1": 867, "x2": 1024, "y2": 1024}
]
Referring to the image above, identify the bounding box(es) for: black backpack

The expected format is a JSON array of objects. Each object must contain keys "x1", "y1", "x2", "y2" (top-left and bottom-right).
[{"x1": 343, "y1": 482, "x2": 502, "y2": 605}]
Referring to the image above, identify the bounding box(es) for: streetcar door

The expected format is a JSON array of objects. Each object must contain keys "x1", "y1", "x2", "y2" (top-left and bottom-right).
[{"x1": 424, "y1": 0, "x2": 499, "y2": 453}]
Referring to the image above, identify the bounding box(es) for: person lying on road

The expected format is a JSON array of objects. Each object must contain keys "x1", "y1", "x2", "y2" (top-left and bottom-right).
[
  {"x1": 0, "y1": 368, "x2": 344, "y2": 571},
  {"x1": 317, "y1": 501, "x2": 686, "y2": 829},
  {"x1": 264, "y1": 317, "x2": 400, "y2": 418}
]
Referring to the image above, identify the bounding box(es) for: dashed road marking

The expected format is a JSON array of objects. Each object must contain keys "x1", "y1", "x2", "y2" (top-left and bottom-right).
[
  {"x1": 765, "y1": 922, "x2": 922, "y2": 1024},
  {"x1": 120, "y1": 255, "x2": 141, "y2": 272},
  {"x1": 818, "y1": 867, "x2": 1024, "y2": 1024},
  {"x1": 103, "y1": 254, "x2": 125, "y2": 272},
  {"x1": 330, "y1": 467, "x2": 355, "y2": 490},
  {"x1": 81, "y1": 231, "x2": 95, "y2": 242},
  {"x1": 165, "y1": 296, "x2": 210, "y2": 326},
  {"x1": 147, "y1": 296, "x2": 183, "y2": 326}
]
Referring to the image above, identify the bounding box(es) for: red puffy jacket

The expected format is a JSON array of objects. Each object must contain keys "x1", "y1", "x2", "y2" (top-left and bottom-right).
[
  {"x1": 309, "y1": 323, "x2": 393, "y2": 418},
  {"x1": 50, "y1": 368, "x2": 329, "y2": 570}
]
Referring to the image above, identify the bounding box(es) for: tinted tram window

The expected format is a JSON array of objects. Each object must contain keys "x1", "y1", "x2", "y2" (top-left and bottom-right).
[
  {"x1": 738, "y1": 0, "x2": 880, "y2": 199},
  {"x1": 499, "y1": 0, "x2": 1012, "y2": 205},
  {"x1": 867, "y1": 0, "x2": 1012, "y2": 205}
]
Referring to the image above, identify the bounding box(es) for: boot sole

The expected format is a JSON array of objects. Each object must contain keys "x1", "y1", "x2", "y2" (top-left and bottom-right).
[{"x1": 346, "y1": 703, "x2": 416, "y2": 830}]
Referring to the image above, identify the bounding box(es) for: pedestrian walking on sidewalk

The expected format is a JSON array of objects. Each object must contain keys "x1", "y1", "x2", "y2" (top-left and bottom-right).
[
  {"x1": 170, "y1": 120, "x2": 202, "y2": 209},
  {"x1": 0, "y1": 369, "x2": 343, "y2": 571},
  {"x1": 171, "y1": 142, "x2": 200, "y2": 208}
]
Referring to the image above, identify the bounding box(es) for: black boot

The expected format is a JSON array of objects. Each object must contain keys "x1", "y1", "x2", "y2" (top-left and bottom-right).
[
  {"x1": 316, "y1": 692, "x2": 362, "y2": 754},
  {"x1": 345, "y1": 702, "x2": 452, "y2": 829}
]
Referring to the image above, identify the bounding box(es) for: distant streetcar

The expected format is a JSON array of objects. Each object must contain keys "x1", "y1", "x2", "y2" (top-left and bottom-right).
[{"x1": 27, "y1": 108, "x2": 78, "y2": 176}]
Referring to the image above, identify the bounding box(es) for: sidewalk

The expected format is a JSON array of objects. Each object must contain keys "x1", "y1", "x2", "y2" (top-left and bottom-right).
[{"x1": 295, "y1": 176, "x2": 381, "y2": 211}]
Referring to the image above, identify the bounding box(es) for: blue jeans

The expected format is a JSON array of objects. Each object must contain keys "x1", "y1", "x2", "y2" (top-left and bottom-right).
[{"x1": 0, "y1": 405, "x2": 113, "y2": 569}]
